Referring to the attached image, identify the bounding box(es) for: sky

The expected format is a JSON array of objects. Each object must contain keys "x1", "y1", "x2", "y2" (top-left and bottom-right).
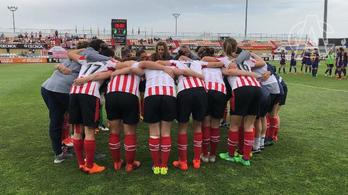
[{"x1": 0, "y1": 0, "x2": 347, "y2": 39}]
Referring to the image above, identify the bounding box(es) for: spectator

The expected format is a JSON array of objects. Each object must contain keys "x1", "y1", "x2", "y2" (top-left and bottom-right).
[{"x1": 150, "y1": 41, "x2": 172, "y2": 61}]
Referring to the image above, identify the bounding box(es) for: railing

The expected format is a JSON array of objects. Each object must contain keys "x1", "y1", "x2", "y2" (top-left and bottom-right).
[{"x1": 0, "y1": 27, "x2": 308, "y2": 41}]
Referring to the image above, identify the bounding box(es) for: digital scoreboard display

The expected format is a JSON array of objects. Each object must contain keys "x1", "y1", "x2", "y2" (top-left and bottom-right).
[{"x1": 111, "y1": 19, "x2": 127, "y2": 45}]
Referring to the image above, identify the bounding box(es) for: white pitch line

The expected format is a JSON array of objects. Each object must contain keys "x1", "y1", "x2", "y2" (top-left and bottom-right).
[{"x1": 288, "y1": 83, "x2": 348, "y2": 93}]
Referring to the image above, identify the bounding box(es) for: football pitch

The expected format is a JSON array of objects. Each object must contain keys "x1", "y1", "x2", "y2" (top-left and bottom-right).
[{"x1": 0, "y1": 62, "x2": 347, "y2": 195}]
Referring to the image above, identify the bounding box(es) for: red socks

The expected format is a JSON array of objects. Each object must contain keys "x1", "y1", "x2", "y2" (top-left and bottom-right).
[
  {"x1": 202, "y1": 126, "x2": 210, "y2": 156},
  {"x1": 202, "y1": 127, "x2": 220, "y2": 156},
  {"x1": 193, "y1": 132, "x2": 202, "y2": 160},
  {"x1": 228, "y1": 131, "x2": 239, "y2": 156},
  {"x1": 160, "y1": 136, "x2": 171, "y2": 167},
  {"x1": 72, "y1": 138, "x2": 84, "y2": 166},
  {"x1": 243, "y1": 131, "x2": 254, "y2": 160},
  {"x1": 84, "y1": 140, "x2": 96, "y2": 168},
  {"x1": 266, "y1": 115, "x2": 272, "y2": 139},
  {"x1": 270, "y1": 116, "x2": 280, "y2": 141},
  {"x1": 109, "y1": 133, "x2": 121, "y2": 163},
  {"x1": 149, "y1": 137, "x2": 160, "y2": 167},
  {"x1": 124, "y1": 134, "x2": 137, "y2": 165},
  {"x1": 238, "y1": 127, "x2": 244, "y2": 154},
  {"x1": 210, "y1": 128, "x2": 220, "y2": 156},
  {"x1": 177, "y1": 134, "x2": 188, "y2": 162}
]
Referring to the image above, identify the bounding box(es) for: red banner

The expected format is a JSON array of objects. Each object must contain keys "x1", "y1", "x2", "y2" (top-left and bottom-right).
[{"x1": 0, "y1": 58, "x2": 48, "y2": 64}]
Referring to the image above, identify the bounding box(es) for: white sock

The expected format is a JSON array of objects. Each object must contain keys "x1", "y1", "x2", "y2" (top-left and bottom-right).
[
  {"x1": 260, "y1": 136, "x2": 265, "y2": 147},
  {"x1": 253, "y1": 137, "x2": 260, "y2": 150}
]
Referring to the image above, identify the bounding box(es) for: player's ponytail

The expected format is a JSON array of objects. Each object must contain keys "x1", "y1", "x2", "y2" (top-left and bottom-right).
[{"x1": 223, "y1": 38, "x2": 237, "y2": 59}]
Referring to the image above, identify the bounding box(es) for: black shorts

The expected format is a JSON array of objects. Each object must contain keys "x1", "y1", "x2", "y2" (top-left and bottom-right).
[
  {"x1": 328, "y1": 64, "x2": 334, "y2": 68},
  {"x1": 267, "y1": 94, "x2": 281, "y2": 112},
  {"x1": 105, "y1": 92, "x2": 139, "y2": 125},
  {"x1": 139, "y1": 79, "x2": 146, "y2": 93},
  {"x1": 231, "y1": 86, "x2": 262, "y2": 116},
  {"x1": 259, "y1": 87, "x2": 271, "y2": 118},
  {"x1": 279, "y1": 81, "x2": 288, "y2": 106},
  {"x1": 206, "y1": 90, "x2": 226, "y2": 119},
  {"x1": 224, "y1": 77, "x2": 232, "y2": 101},
  {"x1": 144, "y1": 95, "x2": 176, "y2": 123},
  {"x1": 69, "y1": 94, "x2": 100, "y2": 128},
  {"x1": 177, "y1": 87, "x2": 208, "y2": 123}
]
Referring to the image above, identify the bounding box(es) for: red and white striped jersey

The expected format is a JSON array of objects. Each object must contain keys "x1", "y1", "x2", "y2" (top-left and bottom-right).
[
  {"x1": 170, "y1": 60, "x2": 206, "y2": 93},
  {"x1": 107, "y1": 62, "x2": 141, "y2": 96},
  {"x1": 217, "y1": 56, "x2": 260, "y2": 91},
  {"x1": 202, "y1": 63, "x2": 226, "y2": 94},
  {"x1": 144, "y1": 68, "x2": 176, "y2": 98},
  {"x1": 70, "y1": 57, "x2": 117, "y2": 98}
]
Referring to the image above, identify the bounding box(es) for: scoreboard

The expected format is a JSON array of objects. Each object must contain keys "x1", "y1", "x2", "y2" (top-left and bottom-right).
[{"x1": 111, "y1": 19, "x2": 127, "y2": 45}]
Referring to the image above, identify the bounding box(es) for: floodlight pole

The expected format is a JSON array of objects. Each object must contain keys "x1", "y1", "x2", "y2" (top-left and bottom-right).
[
  {"x1": 323, "y1": 0, "x2": 328, "y2": 40},
  {"x1": 8, "y1": 6, "x2": 18, "y2": 33},
  {"x1": 172, "y1": 13, "x2": 181, "y2": 36},
  {"x1": 244, "y1": 0, "x2": 248, "y2": 40}
]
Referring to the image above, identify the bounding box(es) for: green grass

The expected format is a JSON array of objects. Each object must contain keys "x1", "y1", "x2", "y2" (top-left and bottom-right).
[{"x1": 0, "y1": 62, "x2": 347, "y2": 195}]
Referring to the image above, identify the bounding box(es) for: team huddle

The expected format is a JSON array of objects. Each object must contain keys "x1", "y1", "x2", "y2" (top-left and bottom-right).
[{"x1": 41, "y1": 38, "x2": 288, "y2": 175}]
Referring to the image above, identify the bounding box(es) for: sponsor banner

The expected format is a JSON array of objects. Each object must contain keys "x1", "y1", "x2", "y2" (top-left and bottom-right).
[
  {"x1": 0, "y1": 57, "x2": 48, "y2": 63},
  {"x1": 0, "y1": 44, "x2": 47, "y2": 49}
]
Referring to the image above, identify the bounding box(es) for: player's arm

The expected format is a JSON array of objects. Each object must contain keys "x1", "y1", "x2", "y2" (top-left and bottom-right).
[
  {"x1": 68, "y1": 49, "x2": 85, "y2": 62},
  {"x1": 111, "y1": 67, "x2": 132, "y2": 77},
  {"x1": 139, "y1": 61, "x2": 174, "y2": 78},
  {"x1": 250, "y1": 53, "x2": 266, "y2": 67},
  {"x1": 55, "y1": 63, "x2": 72, "y2": 75},
  {"x1": 73, "y1": 71, "x2": 112, "y2": 86},
  {"x1": 116, "y1": 60, "x2": 136, "y2": 69},
  {"x1": 181, "y1": 68, "x2": 204, "y2": 79},
  {"x1": 201, "y1": 56, "x2": 219, "y2": 62},
  {"x1": 110, "y1": 65, "x2": 144, "y2": 76},
  {"x1": 222, "y1": 66, "x2": 258, "y2": 78},
  {"x1": 205, "y1": 62, "x2": 224, "y2": 68},
  {"x1": 155, "y1": 60, "x2": 171, "y2": 66},
  {"x1": 86, "y1": 53, "x2": 111, "y2": 62},
  {"x1": 131, "y1": 67, "x2": 145, "y2": 76}
]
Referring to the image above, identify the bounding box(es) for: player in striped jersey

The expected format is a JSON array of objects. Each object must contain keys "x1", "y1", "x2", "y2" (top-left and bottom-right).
[
  {"x1": 140, "y1": 60, "x2": 177, "y2": 175},
  {"x1": 67, "y1": 48, "x2": 130, "y2": 174},
  {"x1": 156, "y1": 57, "x2": 213, "y2": 170},
  {"x1": 196, "y1": 47, "x2": 226, "y2": 163},
  {"x1": 158, "y1": 58, "x2": 202, "y2": 170},
  {"x1": 203, "y1": 38, "x2": 262, "y2": 166},
  {"x1": 105, "y1": 61, "x2": 142, "y2": 173},
  {"x1": 105, "y1": 59, "x2": 174, "y2": 174}
]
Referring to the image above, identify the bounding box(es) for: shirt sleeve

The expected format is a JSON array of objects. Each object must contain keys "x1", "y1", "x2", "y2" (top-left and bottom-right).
[
  {"x1": 245, "y1": 58, "x2": 256, "y2": 68},
  {"x1": 85, "y1": 50, "x2": 111, "y2": 62},
  {"x1": 105, "y1": 60, "x2": 117, "y2": 71},
  {"x1": 131, "y1": 62, "x2": 140, "y2": 68},
  {"x1": 200, "y1": 61, "x2": 208, "y2": 68},
  {"x1": 77, "y1": 56, "x2": 88, "y2": 65},
  {"x1": 216, "y1": 57, "x2": 230, "y2": 68},
  {"x1": 191, "y1": 61, "x2": 203, "y2": 73}
]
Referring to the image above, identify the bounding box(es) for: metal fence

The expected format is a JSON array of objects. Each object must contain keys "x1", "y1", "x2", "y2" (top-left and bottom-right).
[{"x1": 0, "y1": 27, "x2": 308, "y2": 41}]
